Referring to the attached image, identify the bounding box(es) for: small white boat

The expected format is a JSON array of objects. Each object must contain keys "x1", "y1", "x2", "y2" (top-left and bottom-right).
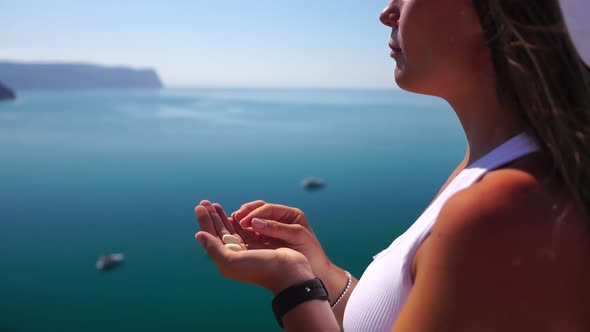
[{"x1": 96, "y1": 253, "x2": 124, "y2": 271}]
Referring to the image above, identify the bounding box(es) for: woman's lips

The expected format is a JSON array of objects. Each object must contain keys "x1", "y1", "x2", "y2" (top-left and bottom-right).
[
  {"x1": 390, "y1": 48, "x2": 403, "y2": 58},
  {"x1": 389, "y1": 41, "x2": 403, "y2": 58}
]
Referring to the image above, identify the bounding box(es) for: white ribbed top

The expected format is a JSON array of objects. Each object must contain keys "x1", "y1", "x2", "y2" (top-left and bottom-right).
[{"x1": 343, "y1": 133, "x2": 539, "y2": 332}]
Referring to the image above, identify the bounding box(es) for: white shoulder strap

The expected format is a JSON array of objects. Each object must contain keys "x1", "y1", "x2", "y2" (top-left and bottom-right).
[
  {"x1": 559, "y1": 0, "x2": 590, "y2": 67},
  {"x1": 469, "y1": 132, "x2": 539, "y2": 171}
]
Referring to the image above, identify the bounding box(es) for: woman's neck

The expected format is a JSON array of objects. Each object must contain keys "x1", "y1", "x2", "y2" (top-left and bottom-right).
[{"x1": 446, "y1": 86, "x2": 525, "y2": 166}]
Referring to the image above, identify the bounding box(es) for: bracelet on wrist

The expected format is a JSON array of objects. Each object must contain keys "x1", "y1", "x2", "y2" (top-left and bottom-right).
[{"x1": 331, "y1": 270, "x2": 352, "y2": 310}]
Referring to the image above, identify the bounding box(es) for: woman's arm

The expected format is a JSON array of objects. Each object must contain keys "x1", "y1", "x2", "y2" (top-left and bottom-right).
[
  {"x1": 195, "y1": 201, "x2": 343, "y2": 331},
  {"x1": 282, "y1": 299, "x2": 342, "y2": 332},
  {"x1": 196, "y1": 228, "x2": 342, "y2": 331},
  {"x1": 262, "y1": 264, "x2": 342, "y2": 332},
  {"x1": 392, "y1": 172, "x2": 577, "y2": 332},
  {"x1": 240, "y1": 218, "x2": 360, "y2": 327},
  {"x1": 230, "y1": 201, "x2": 359, "y2": 327},
  {"x1": 316, "y1": 263, "x2": 358, "y2": 327}
]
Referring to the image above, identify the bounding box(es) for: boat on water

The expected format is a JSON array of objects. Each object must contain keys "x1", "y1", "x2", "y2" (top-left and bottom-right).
[
  {"x1": 301, "y1": 177, "x2": 326, "y2": 191},
  {"x1": 96, "y1": 253, "x2": 124, "y2": 271}
]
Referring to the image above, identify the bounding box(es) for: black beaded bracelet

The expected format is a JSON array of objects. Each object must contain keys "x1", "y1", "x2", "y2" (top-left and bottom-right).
[{"x1": 271, "y1": 278, "x2": 330, "y2": 328}]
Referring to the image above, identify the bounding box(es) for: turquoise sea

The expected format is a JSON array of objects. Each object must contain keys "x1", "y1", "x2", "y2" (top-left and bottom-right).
[{"x1": 0, "y1": 87, "x2": 465, "y2": 331}]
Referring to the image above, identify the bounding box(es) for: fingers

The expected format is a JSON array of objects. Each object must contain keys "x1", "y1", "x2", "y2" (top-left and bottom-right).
[
  {"x1": 212, "y1": 203, "x2": 236, "y2": 234},
  {"x1": 200, "y1": 200, "x2": 230, "y2": 237},
  {"x1": 229, "y1": 216, "x2": 250, "y2": 244},
  {"x1": 232, "y1": 200, "x2": 266, "y2": 222},
  {"x1": 197, "y1": 199, "x2": 308, "y2": 251},
  {"x1": 250, "y1": 217, "x2": 308, "y2": 244},
  {"x1": 238, "y1": 203, "x2": 302, "y2": 228},
  {"x1": 225, "y1": 216, "x2": 276, "y2": 250},
  {"x1": 195, "y1": 205, "x2": 217, "y2": 235}
]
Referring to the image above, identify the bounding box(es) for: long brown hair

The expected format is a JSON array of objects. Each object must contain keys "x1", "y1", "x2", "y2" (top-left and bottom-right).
[{"x1": 471, "y1": 0, "x2": 590, "y2": 222}]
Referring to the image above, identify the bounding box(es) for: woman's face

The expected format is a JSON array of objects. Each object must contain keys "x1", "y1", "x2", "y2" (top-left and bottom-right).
[{"x1": 380, "y1": 0, "x2": 488, "y2": 97}]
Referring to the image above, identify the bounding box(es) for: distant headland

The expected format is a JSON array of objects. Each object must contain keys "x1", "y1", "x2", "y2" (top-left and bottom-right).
[
  {"x1": 0, "y1": 61, "x2": 163, "y2": 91},
  {"x1": 0, "y1": 80, "x2": 15, "y2": 101}
]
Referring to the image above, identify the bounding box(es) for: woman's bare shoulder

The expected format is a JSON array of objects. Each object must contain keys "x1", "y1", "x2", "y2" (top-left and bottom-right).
[
  {"x1": 440, "y1": 167, "x2": 557, "y2": 230},
  {"x1": 404, "y1": 168, "x2": 590, "y2": 331},
  {"x1": 434, "y1": 165, "x2": 588, "y2": 254}
]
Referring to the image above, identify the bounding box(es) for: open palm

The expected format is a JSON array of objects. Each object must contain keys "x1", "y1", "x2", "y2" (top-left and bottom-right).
[
  {"x1": 194, "y1": 200, "x2": 311, "y2": 292},
  {"x1": 196, "y1": 200, "x2": 287, "y2": 250}
]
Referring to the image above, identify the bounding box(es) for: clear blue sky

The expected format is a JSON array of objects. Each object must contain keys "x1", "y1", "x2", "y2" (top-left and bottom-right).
[{"x1": 0, "y1": 0, "x2": 396, "y2": 88}]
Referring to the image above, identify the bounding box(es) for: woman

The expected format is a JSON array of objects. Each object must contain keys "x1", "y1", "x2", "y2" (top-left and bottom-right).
[{"x1": 194, "y1": 0, "x2": 590, "y2": 330}]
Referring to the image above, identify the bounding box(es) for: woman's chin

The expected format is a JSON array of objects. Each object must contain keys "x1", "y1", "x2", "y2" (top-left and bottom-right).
[
  {"x1": 394, "y1": 66, "x2": 410, "y2": 91},
  {"x1": 394, "y1": 67, "x2": 428, "y2": 95}
]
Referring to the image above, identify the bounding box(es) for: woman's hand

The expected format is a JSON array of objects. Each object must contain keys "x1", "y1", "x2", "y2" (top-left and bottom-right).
[
  {"x1": 194, "y1": 200, "x2": 314, "y2": 294},
  {"x1": 198, "y1": 200, "x2": 354, "y2": 328},
  {"x1": 231, "y1": 201, "x2": 335, "y2": 289}
]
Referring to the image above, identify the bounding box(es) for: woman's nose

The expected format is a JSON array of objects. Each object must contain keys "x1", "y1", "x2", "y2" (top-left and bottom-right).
[{"x1": 380, "y1": 1, "x2": 400, "y2": 27}]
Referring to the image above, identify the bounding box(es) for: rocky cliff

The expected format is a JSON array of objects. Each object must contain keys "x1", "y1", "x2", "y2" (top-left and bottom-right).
[
  {"x1": 0, "y1": 62, "x2": 163, "y2": 90},
  {"x1": 0, "y1": 80, "x2": 15, "y2": 100}
]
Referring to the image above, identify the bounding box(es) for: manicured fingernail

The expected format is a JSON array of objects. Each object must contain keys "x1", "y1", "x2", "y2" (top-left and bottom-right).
[{"x1": 252, "y1": 218, "x2": 267, "y2": 229}]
